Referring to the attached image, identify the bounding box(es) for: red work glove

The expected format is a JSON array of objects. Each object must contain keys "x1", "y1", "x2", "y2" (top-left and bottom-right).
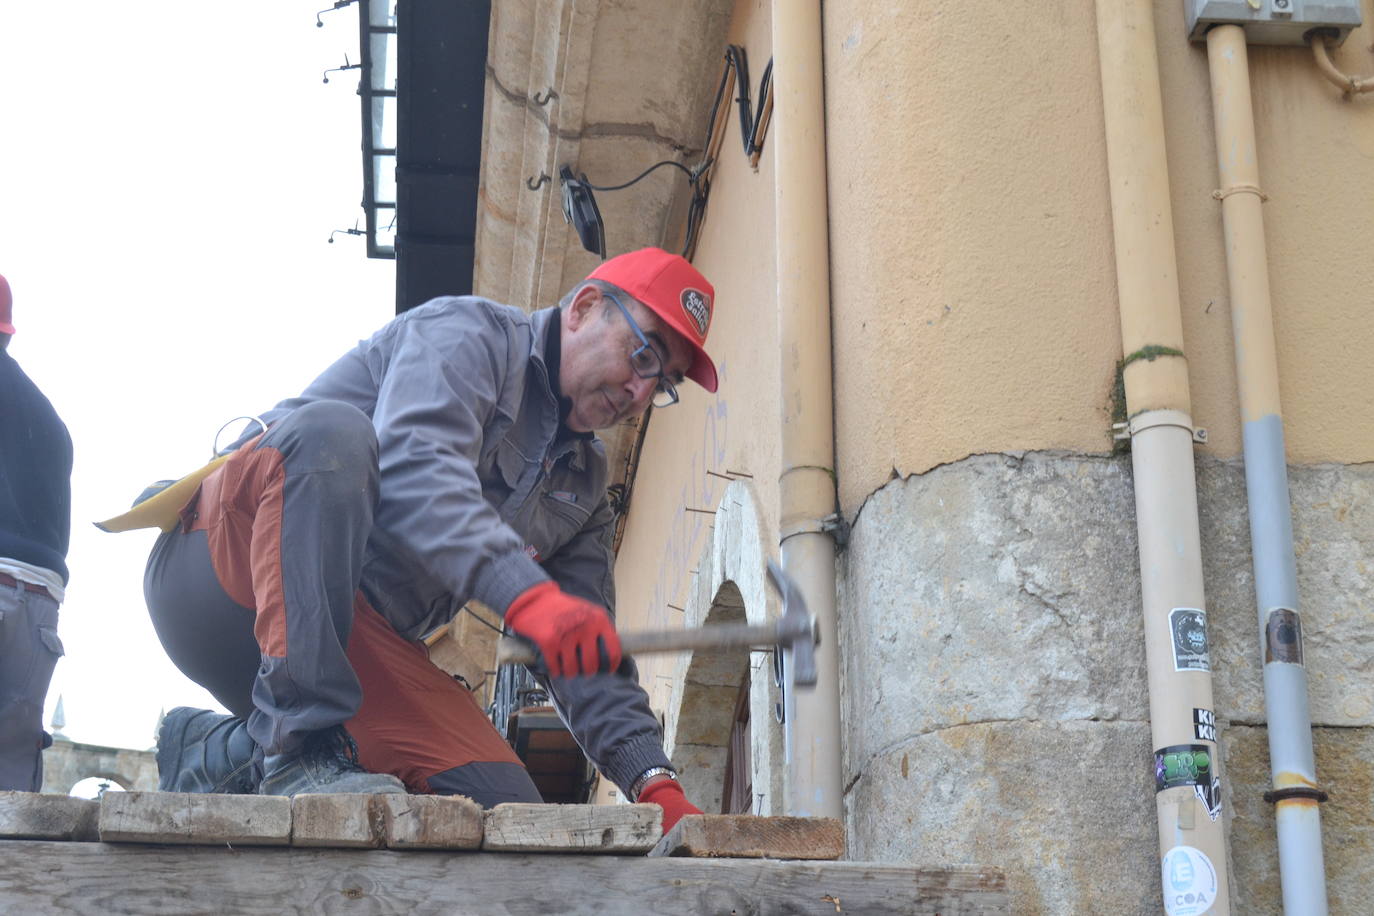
[
  {"x1": 639, "y1": 778, "x2": 702, "y2": 833},
  {"x1": 504, "y1": 581, "x2": 622, "y2": 678}
]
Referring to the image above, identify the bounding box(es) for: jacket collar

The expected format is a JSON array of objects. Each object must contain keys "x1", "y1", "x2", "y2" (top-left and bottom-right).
[{"x1": 528, "y1": 306, "x2": 593, "y2": 470}]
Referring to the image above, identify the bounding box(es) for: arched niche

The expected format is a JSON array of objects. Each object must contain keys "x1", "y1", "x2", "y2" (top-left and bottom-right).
[{"x1": 662, "y1": 479, "x2": 785, "y2": 816}]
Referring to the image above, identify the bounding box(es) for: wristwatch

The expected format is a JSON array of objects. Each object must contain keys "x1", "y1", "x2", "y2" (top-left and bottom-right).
[{"x1": 631, "y1": 766, "x2": 678, "y2": 801}]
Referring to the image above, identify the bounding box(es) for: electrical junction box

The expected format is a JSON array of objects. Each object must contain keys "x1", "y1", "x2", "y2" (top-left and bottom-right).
[{"x1": 1186, "y1": 0, "x2": 1363, "y2": 45}]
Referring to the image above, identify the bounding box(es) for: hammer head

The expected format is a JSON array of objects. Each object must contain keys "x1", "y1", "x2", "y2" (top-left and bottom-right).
[{"x1": 766, "y1": 559, "x2": 819, "y2": 687}]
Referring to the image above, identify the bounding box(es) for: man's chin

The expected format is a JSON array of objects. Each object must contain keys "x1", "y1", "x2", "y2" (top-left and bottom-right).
[{"x1": 566, "y1": 396, "x2": 625, "y2": 433}]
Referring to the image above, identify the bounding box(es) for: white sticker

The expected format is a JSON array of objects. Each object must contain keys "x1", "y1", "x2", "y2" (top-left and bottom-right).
[
  {"x1": 1161, "y1": 845, "x2": 1218, "y2": 915},
  {"x1": 1170, "y1": 607, "x2": 1211, "y2": 672},
  {"x1": 1193, "y1": 708, "x2": 1217, "y2": 742}
]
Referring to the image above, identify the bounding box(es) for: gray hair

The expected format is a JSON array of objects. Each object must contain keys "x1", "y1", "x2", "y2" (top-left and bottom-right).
[{"x1": 559, "y1": 277, "x2": 628, "y2": 309}]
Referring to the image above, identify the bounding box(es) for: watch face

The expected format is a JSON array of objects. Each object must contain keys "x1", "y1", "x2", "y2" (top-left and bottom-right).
[{"x1": 633, "y1": 767, "x2": 676, "y2": 798}]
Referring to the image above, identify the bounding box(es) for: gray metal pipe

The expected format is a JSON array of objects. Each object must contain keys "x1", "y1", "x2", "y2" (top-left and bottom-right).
[{"x1": 1206, "y1": 24, "x2": 1328, "y2": 915}]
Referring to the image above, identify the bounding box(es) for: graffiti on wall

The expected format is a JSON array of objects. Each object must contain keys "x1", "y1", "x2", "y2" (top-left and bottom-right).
[{"x1": 647, "y1": 361, "x2": 731, "y2": 629}]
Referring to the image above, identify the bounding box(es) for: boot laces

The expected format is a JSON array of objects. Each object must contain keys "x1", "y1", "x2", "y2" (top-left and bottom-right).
[{"x1": 304, "y1": 726, "x2": 364, "y2": 771}]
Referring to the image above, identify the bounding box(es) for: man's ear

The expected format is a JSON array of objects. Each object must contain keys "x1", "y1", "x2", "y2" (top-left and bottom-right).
[{"x1": 564, "y1": 284, "x2": 601, "y2": 331}]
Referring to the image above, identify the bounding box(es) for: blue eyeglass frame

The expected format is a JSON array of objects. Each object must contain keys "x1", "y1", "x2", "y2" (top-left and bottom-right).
[{"x1": 599, "y1": 289, "x2": 680, "y2": 408}]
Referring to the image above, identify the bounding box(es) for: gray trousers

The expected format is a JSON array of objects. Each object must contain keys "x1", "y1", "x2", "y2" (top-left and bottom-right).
[
  {"x1": 145, "y1": 401, "x2": 377, "y2": 757},
  {"x1": 0, "y1": 580, "x2": 62, "y2": 792},
  {"x1": 143, "y1": 401, "x2": 541, "y2": 805}
]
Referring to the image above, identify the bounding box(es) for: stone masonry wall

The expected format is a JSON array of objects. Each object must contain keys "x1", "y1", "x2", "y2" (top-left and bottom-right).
[
  {"x1": 838, "y1": 451, "x2": 1374, "y2": 914},
  {"x1": 41, "y1": 740, "x2": 157, "y2": 795}
]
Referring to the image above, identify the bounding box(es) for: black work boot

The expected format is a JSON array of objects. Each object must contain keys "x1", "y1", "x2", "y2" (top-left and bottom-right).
[
  {"x1": 257, "y1": 726, "x2": 406, "y2": 797},
  {"x1": 156, "y1": 707, "x2": 262, "y2": 794}
]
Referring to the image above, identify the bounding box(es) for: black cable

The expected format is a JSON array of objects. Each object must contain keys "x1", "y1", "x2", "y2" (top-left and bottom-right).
[
  {"x1": 573, "y1": 47, "x2": 741, "y2": 259},
  {"x1": 704, "y1": 51, "x2": 733, "y2": 149},
  {"x1": 683, "y1": 185, "x2": 707, "y2": 258},
  {"x1": 748, "y1": 59, "x2": 773, "y2": 156},
  {"x1": 582, "y1": 159, "x2": 696, "y2": 192},
  {"x1": 724, "y1": 45, "x2": 753, "y2": 156},
  {"x1": 463, "y1": 604, "x2": 505, "y2": 634}
]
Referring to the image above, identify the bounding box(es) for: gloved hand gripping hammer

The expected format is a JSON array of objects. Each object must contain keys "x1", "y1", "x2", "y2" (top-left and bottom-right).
[{"x1": 495, "y1": 559, "x2": 819, "y2": 686}]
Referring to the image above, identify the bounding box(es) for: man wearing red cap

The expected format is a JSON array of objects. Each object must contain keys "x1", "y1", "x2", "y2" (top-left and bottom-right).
[
  {"x1": 0, "y1": 274, "x2": 74, "y2": 791},
  {"x1": 146, "y1": 249, "x2": 709, "y2": 827}
]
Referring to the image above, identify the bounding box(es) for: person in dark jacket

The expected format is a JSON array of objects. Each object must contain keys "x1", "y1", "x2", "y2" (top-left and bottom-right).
[
  {"x1": 0, "y1": 273, "x2": 73, "y2": 792},
  {"x1": 148, "y1": 249, "x2": 708, "y2": 827}
]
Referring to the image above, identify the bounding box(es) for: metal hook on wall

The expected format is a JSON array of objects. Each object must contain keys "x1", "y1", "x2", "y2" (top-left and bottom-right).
[
  {"x1": 315, "y1": 0, "x2": 358, "y2": 28},
  {"x1": 526, "y1": 172, "x2": 551, "y2": 191},
  {"x1": 531, "y1": 87, "x2": 559, "y2": 107},
  {"x1": 323, "y1": 53, "x2": 361, "y2": 84},
  {"x1": 328, "y1": 222, "x2": 365, "y2": 244}
]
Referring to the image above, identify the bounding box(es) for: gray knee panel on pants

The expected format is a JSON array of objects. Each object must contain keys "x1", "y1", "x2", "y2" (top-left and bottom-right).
[{"x1": 0, "y1": 586, "x2": 62, "y2": 792}]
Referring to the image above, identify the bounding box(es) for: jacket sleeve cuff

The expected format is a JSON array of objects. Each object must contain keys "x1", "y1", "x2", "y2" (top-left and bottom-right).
[
  {"x1": 472, "y1": 548, "x2": 551, "y2": 616},
  {"x1": 600, "y1": 734, "x2": 674, "y2": 798}
]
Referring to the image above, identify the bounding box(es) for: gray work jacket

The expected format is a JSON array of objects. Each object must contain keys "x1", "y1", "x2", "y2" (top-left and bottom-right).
[{"x1": 257, "y1": 296, "x2": 669, "y2": 794}]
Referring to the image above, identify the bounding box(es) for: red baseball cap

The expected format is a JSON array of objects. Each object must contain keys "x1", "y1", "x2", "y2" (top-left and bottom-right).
[
  {"x1": 0, "y1": 275, "x2": 13, "y2": 336},
  {"x1": 587, "y1": 247, "x2": 718, "y2": 392}
]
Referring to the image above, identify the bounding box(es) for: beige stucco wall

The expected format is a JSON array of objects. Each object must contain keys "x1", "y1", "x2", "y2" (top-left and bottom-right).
[
  {"x1": 824, "y1": 0, "x2": 1374, "y2": 516},
  {"x1": 609, "y1": 0, "x2": 780, "y2": 792},
  {"x1": 588, "y1": 1, "x2": 1374, "y2": 906}
]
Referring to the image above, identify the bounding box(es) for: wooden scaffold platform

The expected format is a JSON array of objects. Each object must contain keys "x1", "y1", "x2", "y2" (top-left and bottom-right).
[{"x1": 0, "y1": 791, "x2": 1008, "y2": 914}]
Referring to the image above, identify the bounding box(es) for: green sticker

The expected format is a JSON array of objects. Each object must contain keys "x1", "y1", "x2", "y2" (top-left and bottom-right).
[
  {"x1": 1156, "y1": 745, "x2": 1211, "y2": 789},
  {"x1": 1155, "y1": 744, "x2": 1221, "y2": 821}
]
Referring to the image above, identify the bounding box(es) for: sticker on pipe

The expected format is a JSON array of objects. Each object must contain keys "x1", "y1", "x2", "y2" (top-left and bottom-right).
[
  {"x1": 1155, "y1": 744, "x2": 1222, "y2": 822},
  {"x1": 1169, "y1": 607, "x2": 1210, "y2": 672},
  {"x1": 1161, "y1": 845, "x2": 1218, "y2": 915},
  {"x1": 1193, "y1": 707, "x2": 1217, "y2": 742},
  {"x1": 1264, "y1": 607, "x2": 1304, "y2": 665}
]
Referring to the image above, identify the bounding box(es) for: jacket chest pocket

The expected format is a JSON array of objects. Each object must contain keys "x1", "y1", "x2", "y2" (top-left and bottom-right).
[
  {"x1": 526, "y1": 487, "x2": 592, "y2": 558},
  {"x1": 490, "y1": 438, "x2": 537, "y2": 514}
]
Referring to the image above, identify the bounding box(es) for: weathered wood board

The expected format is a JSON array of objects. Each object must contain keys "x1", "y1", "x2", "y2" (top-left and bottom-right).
[
  {"x1": 0, "y1": 842, "x2": 1010, "y2": 915},
  {"x1": 482, "y1": 802, "x2": 661, "y2": 853},
  {"x1": 0, "y1": 792, "x2": 98, "y2": 841},
  {"x1": 98, "y1": 792, "x2": 291, "y2": 846},
  {"x1": 649, "y1": 814, "x2": 845, "y2": 859},
  {"x1": 379, "y1": 793, "x2": 482, "y2": 849},
  {"x1": 290, "y1": 794, "x2": 385, "y2": 848}
]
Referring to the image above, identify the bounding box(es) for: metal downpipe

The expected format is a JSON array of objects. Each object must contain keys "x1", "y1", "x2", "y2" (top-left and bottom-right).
[
  {"x1": 1205, "y1": 25, "x2": 1328, "y2": 914},
  {"x1": 1096, "y1": 1, "x2": 1232, "y2": 911},
  {"x1": 771, "y1": 0, "x2": 842, "y2": 820}
]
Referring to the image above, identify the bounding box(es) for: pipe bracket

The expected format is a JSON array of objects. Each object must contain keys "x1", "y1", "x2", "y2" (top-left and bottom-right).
[
  {"x1": 780, "y1": 512, "x2": 847, "y2": 547},
  {"x1": 1113, "y1": 410, "x2": 1206, "y2": 443},
  {"x1": 1263, "y1": 786, "x2": 1329, "y2": 804},
  {"x1": 1212, "y1": 183, "x2": 1269, "y2": 202}
]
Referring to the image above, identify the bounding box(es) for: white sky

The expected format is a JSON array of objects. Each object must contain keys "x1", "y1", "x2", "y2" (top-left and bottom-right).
[{"x1": 2, "y1": 2, "x2": 397, "y2": 749}]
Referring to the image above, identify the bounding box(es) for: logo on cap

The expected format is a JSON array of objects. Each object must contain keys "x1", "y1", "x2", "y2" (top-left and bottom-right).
[{"x1": 680, "y1": 288, "x2": 711, "y2": 339}]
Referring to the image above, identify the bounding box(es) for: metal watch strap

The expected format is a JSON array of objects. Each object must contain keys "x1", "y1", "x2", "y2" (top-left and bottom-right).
[{"x1": 631, "y1": 766, "x2": 678, "y2": 801}]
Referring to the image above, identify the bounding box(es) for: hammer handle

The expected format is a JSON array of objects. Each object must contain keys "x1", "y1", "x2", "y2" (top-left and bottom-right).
[{"x1": 496, "y1": 622, "x2": 785, "y2": 668}]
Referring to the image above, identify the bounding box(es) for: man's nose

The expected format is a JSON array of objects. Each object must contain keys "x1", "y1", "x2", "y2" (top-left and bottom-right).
[{"x1": 627, "y1": 373, "x2": 656, "y2": 407}]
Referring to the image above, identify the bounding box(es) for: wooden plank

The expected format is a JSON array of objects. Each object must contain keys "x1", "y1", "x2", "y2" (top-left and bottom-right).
[
  {"x1": 380, "y1": 794, "x2": 482, "y2": 849},
  {"x1": 290, "y1": 794, "x2": 384, "y2": 849},
  {"x1": 0, "y1": 792, "x2": 98, "y2": 841},
  {"x1": 482, "y1": 803, "x2": 661, "y2": 853},
  {"x1": 424, "y1": 630, "x2": 488, "y2": 693},
  {"x1": 649, "y1": 814, "x2": 845, "y2": 860},
  {"x1": 98, "y1": 792, "x2": 290, "y2": 846},
  {"x1": 0, "y1": 841, "x2": 1010, "y2": 915}
]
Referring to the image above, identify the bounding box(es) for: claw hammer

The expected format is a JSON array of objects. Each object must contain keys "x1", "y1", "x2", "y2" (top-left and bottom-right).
[{"x1": 495, "y1": 560, "x2": 820, "y2": 686}]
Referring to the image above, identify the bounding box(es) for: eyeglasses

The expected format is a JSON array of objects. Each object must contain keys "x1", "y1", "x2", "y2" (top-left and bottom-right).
[{"x1": 600, "y1": 289, "x2": 680, "y2": 408}]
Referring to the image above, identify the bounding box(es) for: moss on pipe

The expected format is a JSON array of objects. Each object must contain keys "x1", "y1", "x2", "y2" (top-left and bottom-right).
[
  {"x1": 1121, "y1": 344, "x2": 1185, "y2": 368},
  {"x1": 1110, "y1": 345, "x2": 1187, "y2": 454}
]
